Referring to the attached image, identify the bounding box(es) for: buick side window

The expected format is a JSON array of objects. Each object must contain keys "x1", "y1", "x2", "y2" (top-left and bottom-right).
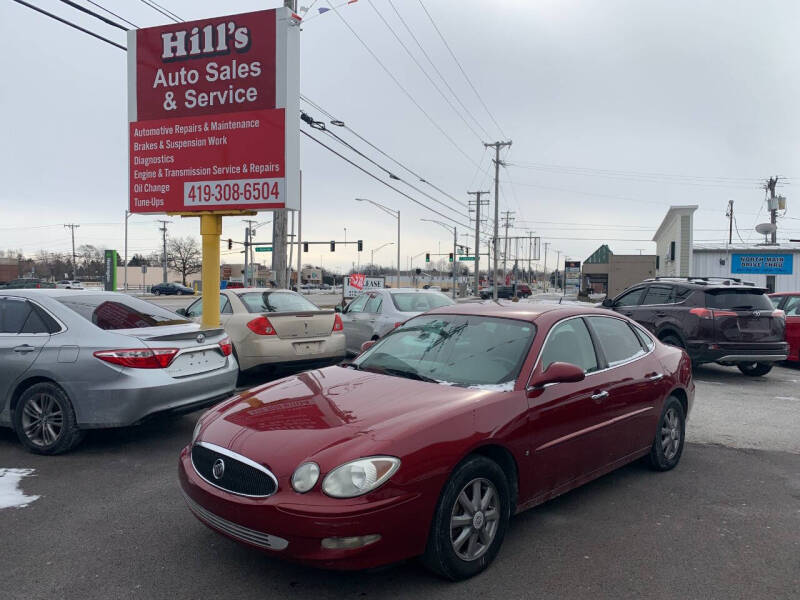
[
  {"x1": 587, "y1": 316, "x2": 645, "y2": 367},
  {"x1": 540, "y1": 318, "x2": 598, "y2": 373}
]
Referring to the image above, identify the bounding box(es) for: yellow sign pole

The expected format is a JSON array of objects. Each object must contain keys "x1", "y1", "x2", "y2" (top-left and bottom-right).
[{"x1": 200, "y1": 214, "x2": 223, "y2": 329}]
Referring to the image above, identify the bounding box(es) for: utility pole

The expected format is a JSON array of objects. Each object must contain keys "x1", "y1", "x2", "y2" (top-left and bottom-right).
[
  {"x1": 157, "y1": 220, "x2": 170, "y2": 283},
  {"x1": 766, "y1": 176, "x2": 779, "y2": 245},
  {"x1": 543, "y1": 242, "x2": 550, "y2": 292},
  {"x1": 243, "y1": 219, "x2": 260, "y2": 287},
  {"x1": 527, "y1": 231, "x2": 535, "y2": 284},
  {"x1": 555, "y1": 250, "x2": 561, "y2": 293},
  {"x1": 484, "y1": 140, "x2": 512, "y2": 299},
  {"x1": 64, "y1": 223, "x2": 79, "y2": 280},
  {"x1": 726, "y1": 200, "x2": 734, "y2": 244},
  {"x1": 468, "y1": 190, "x2": 489, "y2": 295},
  {"x1": 500, "y1": 210, "x2": 515, "y2": 279}
]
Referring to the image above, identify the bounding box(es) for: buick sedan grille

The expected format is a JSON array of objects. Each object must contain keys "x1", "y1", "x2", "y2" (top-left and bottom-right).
[{"x1": 191, "y1": 442, "x2": 278, "y2": 497}]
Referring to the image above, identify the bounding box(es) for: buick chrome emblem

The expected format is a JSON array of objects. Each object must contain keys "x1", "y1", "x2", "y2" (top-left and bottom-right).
[
  {"x1": 196, "y1": 333, "x2": 206, "y2": 344},
  {"x1": 212, "y1": 458, "x2": 225, "y2": 480}
]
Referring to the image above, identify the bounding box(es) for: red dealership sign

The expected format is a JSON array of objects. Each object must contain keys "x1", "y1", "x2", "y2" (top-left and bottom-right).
[{"x1": 127, "y1": 8, "x2": 299, "y2": 213}]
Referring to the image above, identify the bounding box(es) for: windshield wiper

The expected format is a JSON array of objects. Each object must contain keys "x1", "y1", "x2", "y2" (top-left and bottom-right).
[{"x1": 360, "y1": 365, "x2": 439, "y2": 383}]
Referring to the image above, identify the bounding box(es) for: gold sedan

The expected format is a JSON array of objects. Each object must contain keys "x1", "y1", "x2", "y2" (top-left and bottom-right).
[{"x1": 178, "y1": 288, "x2": 346, "y2": 372}]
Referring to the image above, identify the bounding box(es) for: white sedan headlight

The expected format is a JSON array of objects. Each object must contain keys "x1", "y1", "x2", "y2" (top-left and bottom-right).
[
  {"x1": 322, "y1": 457, "x2": 401, "y2": 498},
  {"x1": 291, "y1": 462, "x2": 320, "y2": 493}
]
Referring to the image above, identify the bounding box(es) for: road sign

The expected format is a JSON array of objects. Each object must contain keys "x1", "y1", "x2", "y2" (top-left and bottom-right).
[
  {"x1": 458, "y1": 256, "x2": 475, "y2": 261},
  {"x1": 127, "y1": 8, "x2": 299, "y2": 214},
  {"x1": 255, "y1": 246, "x2": 272, "y2": 252}
]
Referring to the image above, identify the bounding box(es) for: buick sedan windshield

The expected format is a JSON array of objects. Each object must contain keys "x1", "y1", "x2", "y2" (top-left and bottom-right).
[{"x1": 354, "y1": 315, "x2": 536, "y2": 388}]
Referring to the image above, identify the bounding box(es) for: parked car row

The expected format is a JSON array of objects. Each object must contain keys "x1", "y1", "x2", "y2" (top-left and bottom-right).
[
  {"x1": 0, "y1": 278, "x2": 56, "y2": 289},
  {"x1": 479, "y1": 283, "x2": 532, "y2": 299},
  {"x1": 601, "y1": 276, "x2": 788, "y2": 376}
]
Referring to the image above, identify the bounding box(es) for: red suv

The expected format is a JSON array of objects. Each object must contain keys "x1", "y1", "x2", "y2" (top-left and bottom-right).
[{"x1": 603, "y1": 277, "x2": 787, "y2": 376}]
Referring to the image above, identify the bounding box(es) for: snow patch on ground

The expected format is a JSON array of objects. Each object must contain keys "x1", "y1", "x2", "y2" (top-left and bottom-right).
[{"x1": 0, "y1": 468, "x2": 40, "y2": 509}]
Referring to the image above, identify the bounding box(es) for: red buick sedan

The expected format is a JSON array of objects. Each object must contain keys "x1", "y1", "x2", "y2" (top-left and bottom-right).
[{"x1": 179, "y1": 302, "x2": 693, "y2": 580}]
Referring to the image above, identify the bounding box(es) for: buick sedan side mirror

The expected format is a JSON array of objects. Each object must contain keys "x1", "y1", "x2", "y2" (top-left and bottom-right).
[
  {"x1": 360, "y1": 340, "x2": 377, "y2": 354},
  {"x1": 601, "y1": 298, "x2": 614, "y2": 308},
  {"x1": 529, "y1": 362, "x2": 585, "y2": 390},
  {"x1": 334, "y1": 305, "x2": 342, "y2": 313},
  {"x1": 175, "y1": 308, "x2": 187, "y2": 316}
]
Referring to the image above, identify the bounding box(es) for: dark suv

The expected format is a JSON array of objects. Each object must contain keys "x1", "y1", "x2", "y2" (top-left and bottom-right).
[{"x1": 602, "y1": 277, "x2": 787, "y2": 376}]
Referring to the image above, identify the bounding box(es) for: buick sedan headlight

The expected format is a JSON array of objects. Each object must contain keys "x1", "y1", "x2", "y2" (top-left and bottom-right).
[
  {"x1": 322, "y1": 457, "x2": 401, "y2": 498},
  {"x1": 291, "y1": 462, "x2": 320, "y2": 493}
]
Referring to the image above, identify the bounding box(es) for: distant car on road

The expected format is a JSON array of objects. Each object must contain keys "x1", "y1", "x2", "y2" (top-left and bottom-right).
[
  {"x1": 180, "y1": 302, "x2": 692, "y2": 578},
  {"x1": 223, "y1": 281, "x2": 244, "y2": 289},
  {"x1": 1, "y1": 278, "x2": 56, "y2": 289},
  {"x1": 604, "y1": 277, "x2": 787, "y2": 376},
  {"x1": 480, "y1": 285, "x2": 514, "y2": 299},
  {"x1": 339, "y1": 288, "x2": 454, "y2": 355},
  {"x1": 55, "y1": 280, "x2": 84, "y2": 290},
  {"x1": 0, "y1": 290, "x2": 237, "y2": 454},
  {"x1": 769, "y1": 292, "x2": 800, "y2": 361},
  {"x1": 178, "y1": 288, "x2": 345, "y2": 373},
  {"x1": 151, "y1": 282, "x2": 194, "y2": 296}
]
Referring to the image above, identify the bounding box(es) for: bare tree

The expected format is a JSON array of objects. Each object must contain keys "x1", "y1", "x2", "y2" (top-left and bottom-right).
[{"x1": 167, "y1": 236, "x2": 202, "y2": 285}]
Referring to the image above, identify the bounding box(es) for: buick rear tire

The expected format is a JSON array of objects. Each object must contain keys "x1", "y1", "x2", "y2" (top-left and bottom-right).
[
  {"x1": 13, "y1": 382, "x2": 84, "y2": 455},
  {"x1": 422, "y1": 455, "x2": 510, "y2": 581},
  {"x1": 648, "y1": 396, "x2": 685, "y2": 471}
]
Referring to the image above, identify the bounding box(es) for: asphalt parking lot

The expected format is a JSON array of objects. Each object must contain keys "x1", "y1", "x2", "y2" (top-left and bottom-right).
[{"x1": 1, "y1": 360, "x2": 799, "y2": 600}]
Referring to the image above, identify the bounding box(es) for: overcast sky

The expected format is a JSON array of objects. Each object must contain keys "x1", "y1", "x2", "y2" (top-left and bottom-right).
[{"x1": 1, "y1": 0, "x2": 799, "y2": 274}]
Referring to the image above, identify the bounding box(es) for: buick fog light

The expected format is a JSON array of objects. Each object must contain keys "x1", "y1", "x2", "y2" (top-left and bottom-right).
[
  {"x1": 291, "y1": 462, "x2": 320, "y2": 493},
  {"x1": 321, "y1": 534, "x2": 382, "y2": 550}
]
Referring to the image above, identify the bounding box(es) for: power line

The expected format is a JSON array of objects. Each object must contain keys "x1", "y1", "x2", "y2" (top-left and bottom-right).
[
  {"x1": 302, "y1": 129, "x2": 473, "y2": 231},
  {"x1": 85, "y1": 0, "x2": 138, "y2": 28},
  {"x1": 10, "y1": 0, "x2": 126, "y2": 50},
  {"x1": 366, "y1": 0, "x2": 483, "y2": 143},
  {"x1": 386, "y1": 0, "x2": 491, "y2": 140},
  {"x1": 325, "y1": 1, "x2": 480, "y2": 169},
  {"x1": 56, "y1": 0, "x2": 128, "y2": 30},
  {"x1": 300, "y1": 94, "x2": 468, "y2": 207},
  {"x1": 417, "y1": 0, "x2": 506, "y2": 139},
  {"x1": 138, "y1": 0, "x2": 181, "y2": 23},
  {"x1": 310, "y1": 118, "x2": 472, "y2": 219}
]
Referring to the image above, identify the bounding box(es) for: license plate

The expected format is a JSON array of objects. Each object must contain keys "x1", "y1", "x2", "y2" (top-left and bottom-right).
[
  {"x1": 294, "y1": 342, "x2": 321, "y2": 356},
  {"x1": 739, "y1": 318, "x2": 769, "y2": 332},
  {"x1": 168, "y1": 349, "x2": 225, "y2": 376}
]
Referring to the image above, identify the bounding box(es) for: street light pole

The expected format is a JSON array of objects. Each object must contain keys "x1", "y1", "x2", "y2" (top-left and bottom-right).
[{"x1": 355, "y1": 198, "x2": 400, "y2": 288}]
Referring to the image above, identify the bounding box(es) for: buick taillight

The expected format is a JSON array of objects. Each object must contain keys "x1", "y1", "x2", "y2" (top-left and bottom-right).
[
  {"x1": 218, "y1": 337, "x2": 233, "y2": 356},
  {"x1": 332, "y1": 313, "x2": 344, "y2": 332},
  {"x1": 94, "y1": 348, "x2": 178, "y2": 369},
  {"x1": 247, "y1": 316, "x2": 276, "y2": 335}
]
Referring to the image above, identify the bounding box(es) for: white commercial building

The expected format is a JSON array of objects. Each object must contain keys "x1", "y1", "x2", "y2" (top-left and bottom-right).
[
  {"x1": 652, "y1": 205, "x2": 698, "y2": 277},
  {"x1": 693, "y1": 243, "x2": 800, "y2": 292}
]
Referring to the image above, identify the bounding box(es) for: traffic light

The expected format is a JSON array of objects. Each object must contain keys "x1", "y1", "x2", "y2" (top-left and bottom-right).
[
  {"x1": 303, "y1": 242, "x2": 308, "y2": 252},
  {"x1": 357, "y1": 240, "x2": 363, "y2": 252},
  {"x1": 227, "y1": 238, "x2": 232, "y2": 250},
  {"x1": 425, "y1": 253, "x2": 430, "y2": 262},
  {"x1": 330, "y1": 241, "x2": 335, "y2": 252},
  {"x1": 449, "y1": 253, "x2": 454, "y2": 262}
]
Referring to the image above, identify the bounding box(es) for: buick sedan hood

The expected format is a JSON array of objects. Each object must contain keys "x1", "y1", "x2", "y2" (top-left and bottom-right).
[{"x1": 198, "y1": 365, "x2": 493, "y2": 475}]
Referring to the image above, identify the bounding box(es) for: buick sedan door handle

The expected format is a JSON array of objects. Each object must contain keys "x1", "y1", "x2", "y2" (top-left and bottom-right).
[
  {"x1": 647, "y1": 373, "x2": 664, "y2": 381},
  {"x1": 13, "y1": 345, "x2": 35, "y2": 354},
  {"x1": 655, "y1": 312, "x2": 666, "y2": 318},
  {"x1": 591, "y1": 390, "x2": 609, "y2": 401}
]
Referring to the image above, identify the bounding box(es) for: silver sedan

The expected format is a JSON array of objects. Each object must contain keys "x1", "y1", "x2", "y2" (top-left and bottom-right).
[
  {"x1": 339, "y1": 288, "x2": 455, "y2": 355},
  {"x1": 0, "y1": 290, "x2": 238, "y2": 454}
]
